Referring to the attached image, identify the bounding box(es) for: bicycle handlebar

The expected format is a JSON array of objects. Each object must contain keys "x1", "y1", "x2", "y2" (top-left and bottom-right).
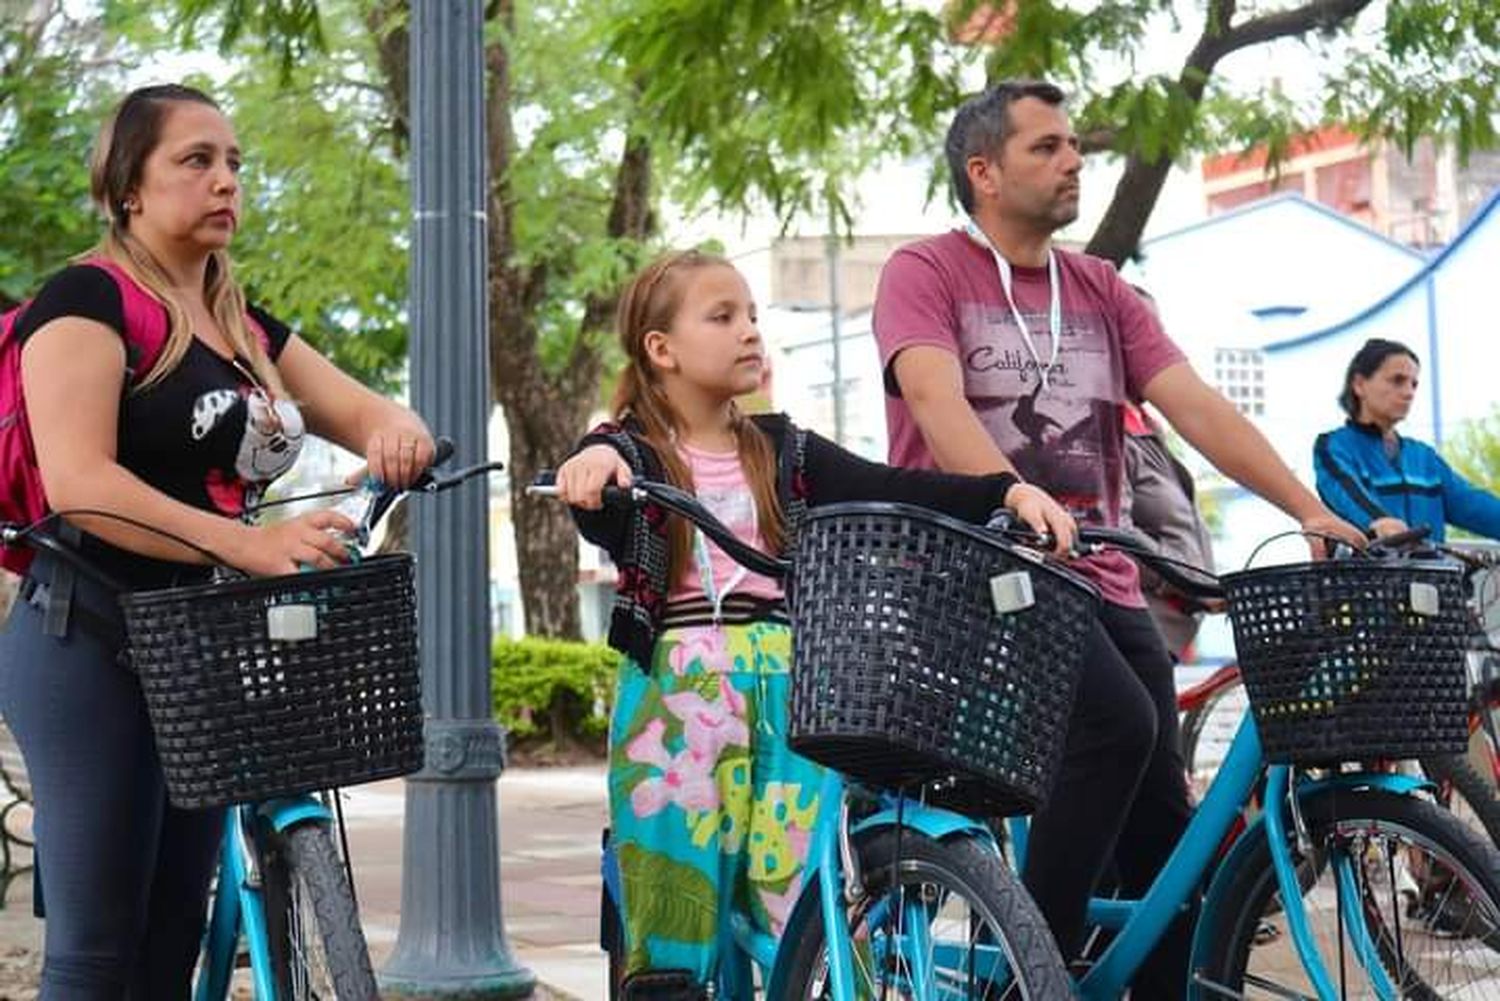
[
  {"x1": 0, "y1": 434, "x2": 495, "y2": 588},
  {"x1": 530, "y1": 473, "x2": 1233, "y2": 600},
  {"x1": 989, "y1": 518, "x2": 1227, "y2": 601},
  {"x1": 530, "y1": 472, "x2": 789, "y2": 580}
]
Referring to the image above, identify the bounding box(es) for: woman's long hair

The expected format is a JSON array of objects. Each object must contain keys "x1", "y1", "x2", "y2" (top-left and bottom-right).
[
  {"x1": 612, "y1": 250, "x2": 785, "y2": 588},
  {"x1": 1339, "y1": 338, "x2": 1419, "y2": 420},
  {"x1": 86, "y1": 84, "x2": 284, "y2": 396}
]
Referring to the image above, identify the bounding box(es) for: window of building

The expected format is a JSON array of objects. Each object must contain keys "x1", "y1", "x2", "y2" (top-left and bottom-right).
[{"x1": 1213, "y1": 347, "x2": 1266, "y2": 417}]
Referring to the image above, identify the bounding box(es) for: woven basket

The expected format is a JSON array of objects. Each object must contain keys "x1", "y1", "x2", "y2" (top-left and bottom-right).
[
  {"x1": 1222, "y1": 559, "x2": 1468, "y2": 764},
  {"x1": 122, "y1": 554, "x2": 424, "y2": 809},
  {"x1": 788, "y1": 503, "x2": 1099, "y2": 816}
]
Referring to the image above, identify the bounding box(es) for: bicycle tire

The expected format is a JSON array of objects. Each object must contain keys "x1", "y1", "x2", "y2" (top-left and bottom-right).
[
  {"x1": 1180, "y1": 676, "x2": 1248, "y2": 794},
  {"x1": 779, "y1": 827, "x2": 1069, "y2": 999},
  {"x1": 263, "y1": 821, "x2": 378, "y2": 1000},
  {"x1": 1194, "y1": 788, "x2": 1500, "y2": 998},
  {"x1": 1422, "y1": 751, "x2": 1500, "y2": 847}
]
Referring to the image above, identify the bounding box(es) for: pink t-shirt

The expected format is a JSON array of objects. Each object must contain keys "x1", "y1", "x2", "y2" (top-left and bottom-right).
[
  {"x1": 666, "y1": 442, "x2": 785, "y2": 606},
  {"x1": 871, "y1": 229, "x2": 1186, "y2": 607}
]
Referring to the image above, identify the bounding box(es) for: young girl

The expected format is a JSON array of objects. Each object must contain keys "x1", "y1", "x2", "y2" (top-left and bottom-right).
[
  {"x1": 1, "y1": 84, "x2": 431, "y2": 997},
  {"x1": 554, "y1": 249, "x2": 1065, "y2": 997}
]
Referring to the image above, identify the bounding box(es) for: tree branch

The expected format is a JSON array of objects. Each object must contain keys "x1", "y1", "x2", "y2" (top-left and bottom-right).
[
  {"x1": 1079, "y1": 126, "x2": 1117, "y2": 155},
  {"x1": 1200, "y1": 0, "x2": 1373, "y2": 68}
]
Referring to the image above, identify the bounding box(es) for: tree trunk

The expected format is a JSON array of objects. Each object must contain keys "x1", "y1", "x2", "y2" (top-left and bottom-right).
[
  {"x1": 500, "y1": 378, "x2": 591, "y2": 639},
  {"x1": 1084, "y1": 0, "x2": 1373, "y2": 264}
]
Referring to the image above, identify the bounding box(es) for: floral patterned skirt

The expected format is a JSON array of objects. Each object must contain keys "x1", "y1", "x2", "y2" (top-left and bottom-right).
[{"x1": 608, "y1": 619, "x2": 824, "y2": 985}]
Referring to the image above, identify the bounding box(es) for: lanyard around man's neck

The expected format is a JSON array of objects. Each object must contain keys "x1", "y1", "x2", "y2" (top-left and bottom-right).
[{"x1": 964, "y1": 220, "x2": 1062, "y2": 391}]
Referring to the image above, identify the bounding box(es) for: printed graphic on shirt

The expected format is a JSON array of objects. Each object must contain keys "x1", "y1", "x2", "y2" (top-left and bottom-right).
[
  {"x1": 957, "y1": 302, "x2": 1125, "y2": 525},
  {"x1": 189, "y1": 386, "x2": 305, "y2": 516},
  {"x1": 237, "y1": 392, "x2": 305, "y2": 481},
  {"x1": 697, "y1": 486, "x2": 757, "y2": 557}
]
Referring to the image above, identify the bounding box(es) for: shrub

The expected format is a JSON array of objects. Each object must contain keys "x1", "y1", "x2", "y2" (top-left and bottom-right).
[{"x1": 492, "y1": 635, "x2": 619, "y2": 749}]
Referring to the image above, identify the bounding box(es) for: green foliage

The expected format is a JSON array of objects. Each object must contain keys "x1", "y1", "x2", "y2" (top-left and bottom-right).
[
  {"x1": 609, "y1": 0, "x2": 976, "y2": 227},
  {"x1": 504, "y1": 0, "x2": 651, "y2": 375},
  {"x1": 0, "y1": 8, "x2": 132, "y2": 303},
  {"x1": 217, "y1": 4, "x2": 409, "y2": 390},
  {"x1": 491, "y1": 634, "x2": 619, "y2": 746},
  {"x1": 1444, "y1": 408, "x2": 1500, "y2": 498}
]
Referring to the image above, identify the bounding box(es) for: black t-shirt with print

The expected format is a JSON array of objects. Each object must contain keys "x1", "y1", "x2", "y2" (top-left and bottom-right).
[{"x1": 17, "y1": 264, "x2": 305, "y2": 588}]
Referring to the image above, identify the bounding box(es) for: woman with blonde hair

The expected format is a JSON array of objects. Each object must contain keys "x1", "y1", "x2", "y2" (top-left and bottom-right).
[{"x1": 0, "y1": 83, "x2": 431, "y2": 997}]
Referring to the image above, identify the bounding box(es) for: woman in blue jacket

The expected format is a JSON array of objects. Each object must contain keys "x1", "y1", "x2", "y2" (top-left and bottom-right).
[{"x1": 1314, "y1": 338, "x2": 1500, "y2": 541}]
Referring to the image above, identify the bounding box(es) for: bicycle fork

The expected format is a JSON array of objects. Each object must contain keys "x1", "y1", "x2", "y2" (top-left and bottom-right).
[
  {"x1": 1262, "y1": 767, "x2": 1397, "y2": 1001},
  {"x1": 194, "y1": 796, "x2": 335, "y2": 1001}
]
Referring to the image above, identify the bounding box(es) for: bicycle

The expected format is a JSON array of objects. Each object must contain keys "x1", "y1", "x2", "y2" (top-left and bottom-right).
[
  {"x1": 1010, "y1": 523, "x2": 1500, "y2": 998},
  {"x1": 1, "y1": 436, "x2": 500, "y2": 999},
  {"x1": 532, "y1": 475, "x2": 1074, "y2": 999},
  {"x1": 1180, "y1": 535, "x2": 1500, "y2": 850}
]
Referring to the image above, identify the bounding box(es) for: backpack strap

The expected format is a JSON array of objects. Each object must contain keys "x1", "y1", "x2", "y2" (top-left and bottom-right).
[{"x1": 83, "y1": 257, "x2": 170, "y2": 386}]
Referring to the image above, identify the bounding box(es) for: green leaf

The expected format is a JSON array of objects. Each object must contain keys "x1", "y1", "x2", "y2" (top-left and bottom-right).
[{"x1": 618, "y1": 841, "x2": 719, "y2": 945}]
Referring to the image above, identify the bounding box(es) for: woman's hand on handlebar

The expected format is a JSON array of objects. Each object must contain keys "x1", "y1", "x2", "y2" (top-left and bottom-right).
[
  {"x1": 230, "y1": 510, "x2": 358, "y2": 576},
  {"x1": 350, "y1": 421, "x2": 436, "y2": 491},
  {"x1": 555, "y1": 445, "x2": 633, "y2": 510},
  {"x1": 1369, "y1": 516, "x2": 1411, "y2": 539},
  {"x1": 1003, "y1": 482, "x2": 1076, "y2": 556}
]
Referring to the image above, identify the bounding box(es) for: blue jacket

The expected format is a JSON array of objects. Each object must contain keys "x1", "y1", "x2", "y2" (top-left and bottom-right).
[{"x1": 1314, "y1": 422, "x2": 1500, "y2": 542}]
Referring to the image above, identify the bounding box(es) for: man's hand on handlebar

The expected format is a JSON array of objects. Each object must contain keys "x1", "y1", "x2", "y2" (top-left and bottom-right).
[
  {"x1": 555, "y1": 444, "x2": 633, "y2": 510},
  {"x1": 1299, "y1": 509, "x2": 1366, "y2": 560}
]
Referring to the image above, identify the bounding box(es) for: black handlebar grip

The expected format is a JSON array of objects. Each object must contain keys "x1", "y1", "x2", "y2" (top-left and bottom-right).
[
  {"x1": 1366, "y1": 523, "x2": 1432, "y2": 553},
  {"x1": 431, "y1": 436, "x2": 456, "y2": 468}
]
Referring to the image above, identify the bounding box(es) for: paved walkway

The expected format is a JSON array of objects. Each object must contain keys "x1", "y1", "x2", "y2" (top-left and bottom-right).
[{"x1": 0, "y1": 765, "x2": 612, "y2": 1000}]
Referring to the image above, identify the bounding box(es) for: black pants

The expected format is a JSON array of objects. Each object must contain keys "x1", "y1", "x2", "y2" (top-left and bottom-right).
[
  {"x1": 1022, "y1": 603, "x2": 1195, "y2": 999},
  {"x1": 0, "y1": 573, "x2": 222, "y2": 1000}
]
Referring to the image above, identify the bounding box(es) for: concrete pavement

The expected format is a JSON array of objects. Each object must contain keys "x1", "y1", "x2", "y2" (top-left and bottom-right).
[{"x1": 0, "y1": 764, "x2": 612, "y2": 1000}]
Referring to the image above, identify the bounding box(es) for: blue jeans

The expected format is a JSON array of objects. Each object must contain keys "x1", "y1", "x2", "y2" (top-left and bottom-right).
[{"x1": 0, "y1": 572, "x2": 221, "y2": 1000}]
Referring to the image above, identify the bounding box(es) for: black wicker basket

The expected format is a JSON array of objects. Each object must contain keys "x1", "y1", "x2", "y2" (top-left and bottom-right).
[
  {"x1": 1221, "y1": 559, "x2": 1468, "y2": 765},
  {"x1": 121, "y1": 554, "x2": 425, "y2": 809},
  {"x1": 787, "y1": 503, "x2": 1100, "y2": 816}
]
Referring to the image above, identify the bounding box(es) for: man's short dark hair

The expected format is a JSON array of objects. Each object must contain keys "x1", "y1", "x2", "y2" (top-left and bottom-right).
[{"x1": 945, "y1": 79, "x2": 1067, "y2": 214}]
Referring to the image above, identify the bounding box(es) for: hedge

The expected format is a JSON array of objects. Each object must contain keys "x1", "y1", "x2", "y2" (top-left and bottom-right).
[{"x1": 491, "y1": 635, "x2": 620, "y2": 748}]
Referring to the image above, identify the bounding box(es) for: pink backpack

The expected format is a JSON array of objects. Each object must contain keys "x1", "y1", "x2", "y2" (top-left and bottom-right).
[{"x1": 0, "y1": 258, "x2": 171, "y2": 575}]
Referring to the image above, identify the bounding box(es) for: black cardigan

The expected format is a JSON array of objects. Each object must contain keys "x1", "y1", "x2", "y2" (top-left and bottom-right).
[{"x1": 573, "y1": 413, "x2": 1018, "y2": 665}]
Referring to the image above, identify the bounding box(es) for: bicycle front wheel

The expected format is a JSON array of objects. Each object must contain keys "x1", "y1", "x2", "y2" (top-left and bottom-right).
[
  {"x1": 1422, "y1": 750, "x2": 1500, "y2": 848},
  {"x1": 1194, "y1": 787, "x2": 1500, "y2": 998},
  {"x1": 780, "y1": 827, "x2": 1069, "y2": 999},
  {"x1": 263, "y1": 821, "x2": 378, "y2": 1001}
]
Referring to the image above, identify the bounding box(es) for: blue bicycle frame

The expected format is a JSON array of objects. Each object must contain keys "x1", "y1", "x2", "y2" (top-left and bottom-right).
[
  {"x1": 1006, "y1": 713, "x2": 1422, "y2": 1001},
  {"x1": 193, "y1": 795, "x2": 335, "y2": 1001}
]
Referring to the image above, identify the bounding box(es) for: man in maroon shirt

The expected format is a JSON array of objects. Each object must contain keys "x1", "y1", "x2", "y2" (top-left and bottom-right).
[{"x1": 872, "y1": 79, "x2": 1361, "y2": 995}]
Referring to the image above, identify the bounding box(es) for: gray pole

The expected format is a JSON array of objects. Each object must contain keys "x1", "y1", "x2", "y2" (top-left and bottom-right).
[
  {"x1": 825, "y1": 227, "x2": 846, "y2": 446},
  {"x1": 379, "y1": 1, "x2": 535, "y2": 996}
]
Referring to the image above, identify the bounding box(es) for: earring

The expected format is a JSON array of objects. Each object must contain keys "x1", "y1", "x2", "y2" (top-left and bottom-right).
[{"x1": 123, "y1": 198, "x2": 139, "y2": 213}]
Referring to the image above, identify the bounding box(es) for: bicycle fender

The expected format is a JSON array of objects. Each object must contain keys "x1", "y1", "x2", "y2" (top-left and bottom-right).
[
  {"x1": 1300, "y1": 771, "x2": 1431, "y2": 797},
  {"x1": 851, "y1": 805, "x2": 996, "y2": 845},
  {"x1": 258, "y1": 796, "x2": 334, "y2": 832}
]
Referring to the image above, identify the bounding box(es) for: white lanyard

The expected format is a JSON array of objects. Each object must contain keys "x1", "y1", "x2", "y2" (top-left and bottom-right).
[
  {"x1": 964, "y1": 220, "x2": 1062, "y2": 391},
  {"x1": 692, "y1": 508, "x2": 754, "y2": 624}
]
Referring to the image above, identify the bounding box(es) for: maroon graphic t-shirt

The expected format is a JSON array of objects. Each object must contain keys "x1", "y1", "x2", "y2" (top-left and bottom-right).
[{"x1": 872, "y1": 229, "x2": 1185, "y2": 606}]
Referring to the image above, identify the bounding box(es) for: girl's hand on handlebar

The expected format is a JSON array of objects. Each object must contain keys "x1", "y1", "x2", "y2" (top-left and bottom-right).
[
  {"x1": 233, "y1": 510, "x2": 358, "y2": 576},
  {"x1": 353, "y1": 422, "x2": 436, "y2": 490},
  {"x1": 1003, "y1": 482, "x2": 1076, "y2": 556},
  {"x1": 555, "y1": 445, "x2": 633, "y2": 510}
]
